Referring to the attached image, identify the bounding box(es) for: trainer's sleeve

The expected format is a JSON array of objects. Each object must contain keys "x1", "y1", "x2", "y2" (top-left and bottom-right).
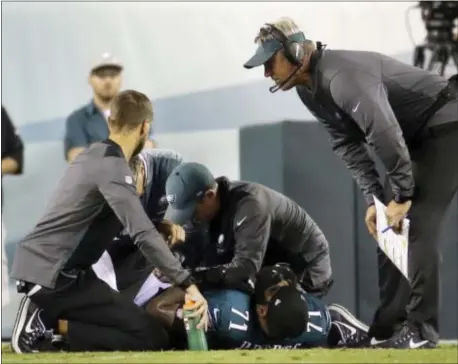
[
  {"x1": 96, "y1": 156, "x2": 192, "y2": 286},
  {"x1": 330, "y1": 71, "x2": 415, "y2": 202},
  {"x1": 230, "y1": 197, "x2": 270, "y2": 273},
  {"x1": 215, "y1": 197, "x2": 270, "y2": 287},
  {"x1": 194, "y1": 198, "x2": 270, "y2": 290}
]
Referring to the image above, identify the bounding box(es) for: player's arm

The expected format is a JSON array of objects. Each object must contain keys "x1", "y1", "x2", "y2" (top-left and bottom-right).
[
  {"x1": 196, "y1": 197, "x2": 270, "y2": 291},
  {"x1": 96, "y1": 156, "x2": 194, "y2": 287},
  {"x1": 330, "y1": 71, "x2": 415, "y2": 203},
  {"x1": 145, "y1": 286, "x2": 187, "y2": 336}
]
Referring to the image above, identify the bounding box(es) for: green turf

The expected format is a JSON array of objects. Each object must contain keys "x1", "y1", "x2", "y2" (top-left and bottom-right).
[{"x1": 2, "y1": 344, "x2": 457, "y2": 363}]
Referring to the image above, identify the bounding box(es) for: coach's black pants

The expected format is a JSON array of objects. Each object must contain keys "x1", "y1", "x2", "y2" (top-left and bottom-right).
[
  {"x1": 29, "y1": 269, "x2": 170, "y2": 351},
  {"x1": 369, "y1": 125, "x2": 458, "y2": 343}
]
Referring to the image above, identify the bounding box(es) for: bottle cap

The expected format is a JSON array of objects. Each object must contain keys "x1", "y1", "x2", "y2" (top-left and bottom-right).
[{"x1": 183, "y1": 299, "x2": 196, "y2": 311}]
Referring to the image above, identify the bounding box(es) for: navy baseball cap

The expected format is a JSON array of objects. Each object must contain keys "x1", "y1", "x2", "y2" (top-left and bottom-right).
[
  {"x1": 243, "y1": 32, "x2": 306, "y2": 69},
  {"x1": 266, "y1": 285, "x2": 308, "y2": 339},
  {"x1": 164, "y1": 162, "x2": 216, "y2": 225}
]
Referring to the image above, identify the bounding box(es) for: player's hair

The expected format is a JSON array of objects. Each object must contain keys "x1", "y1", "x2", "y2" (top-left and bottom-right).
[{"x1": 109, "y1": 90, "x2": 153, "y2": 133}]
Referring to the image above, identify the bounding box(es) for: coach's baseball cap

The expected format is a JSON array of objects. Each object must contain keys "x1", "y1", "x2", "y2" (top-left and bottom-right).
[
  {"x1": 164, "y1": 162, "x2": 216, "y2": 225},
  {"x1": 243, "y1": 32, "x2": 306, "y2": 69},
  {"x1": 90, "y1": 52, "x2": 123, "y2": 73},
  {"x1": 266, "y1": 285, "x2": 308, "y2": 339}
]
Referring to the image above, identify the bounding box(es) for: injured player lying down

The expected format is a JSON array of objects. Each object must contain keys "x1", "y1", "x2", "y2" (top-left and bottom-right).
[
  {"x1": 145, "y1": 264, "x2": 369, "y2": 350},
  {"x1": 38, "y1": 264, "x2": 368, "y2": 351}
]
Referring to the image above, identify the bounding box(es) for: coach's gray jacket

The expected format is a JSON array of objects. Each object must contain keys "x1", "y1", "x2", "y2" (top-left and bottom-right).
[
  {"x1": 296, "y1": 49, "x2": 458, "y2": 205},
  {"x1": 12, "y1": 140, "x2": 191, "y2": 289}
]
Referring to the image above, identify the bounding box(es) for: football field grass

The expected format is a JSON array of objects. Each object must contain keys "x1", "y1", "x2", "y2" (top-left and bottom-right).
[{"x1": 1, "y1": 344, "x2": 457, "y2": 363}]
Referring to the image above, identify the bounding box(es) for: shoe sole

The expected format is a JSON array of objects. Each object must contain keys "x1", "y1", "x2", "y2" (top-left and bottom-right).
[
  {"x1": 11, "y1": 296, "x2": 31, "y2": 354},
  {"x1": 327, "y1": 303, "x2": 370, "y2": 333}
]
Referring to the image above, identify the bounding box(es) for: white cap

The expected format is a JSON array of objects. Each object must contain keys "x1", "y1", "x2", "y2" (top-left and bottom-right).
[{"x1": 90, "y1": 52, "x2": 123, "y2": 73}]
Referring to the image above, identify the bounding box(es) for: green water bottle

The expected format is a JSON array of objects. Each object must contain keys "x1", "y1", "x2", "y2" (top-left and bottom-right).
[{"x1": 183, "y1": 300, "x2": 209, "y2": 351}]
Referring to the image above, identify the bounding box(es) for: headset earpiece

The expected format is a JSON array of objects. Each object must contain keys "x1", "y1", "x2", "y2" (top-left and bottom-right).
[
  {"x1": 288, "y1": 42, "x2": 305, "y2": 65},
  {"x1": 264, "y1": 23, "x2": 304, "y2": 66}
]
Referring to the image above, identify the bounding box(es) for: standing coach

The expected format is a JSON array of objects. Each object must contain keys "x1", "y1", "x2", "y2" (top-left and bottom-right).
[
  {"x1": 243, "y1": 17, "x2": 458, "y2": 349},
  {"x1": 10, "y1": 90, "x2": 207, "y2": 353}
]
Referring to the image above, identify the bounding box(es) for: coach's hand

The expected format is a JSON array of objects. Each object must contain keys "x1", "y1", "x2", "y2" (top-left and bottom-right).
[
  {"x1": 365, "y1": 205, "x2": 378, "y2": 240},
  {"x1": 386, "y1": 200, "x2": 412, "y2": 234},
  {"x1": 185, "y1": 284, "x2": 209, "y2": 331},
  {"x1": 157, "y1": 220, "x2": 186, "y2": 246}
]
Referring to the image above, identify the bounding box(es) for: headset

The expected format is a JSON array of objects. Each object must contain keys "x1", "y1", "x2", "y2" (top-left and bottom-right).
[
  {"x1": 262, "y1": 23, "x2": 306, "y2": 93},
  {"x1": 264, "y1": 23, "x2": 306, "y2": 66}
]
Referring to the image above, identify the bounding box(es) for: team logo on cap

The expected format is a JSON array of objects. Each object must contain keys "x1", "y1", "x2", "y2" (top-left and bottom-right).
[{"x1": 166, "y1": 194, "x2": 177, "y2": 204}]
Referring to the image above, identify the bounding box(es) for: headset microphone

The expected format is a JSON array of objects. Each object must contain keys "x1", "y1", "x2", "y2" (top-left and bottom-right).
[
  {"x1": 269, "y1": 41, "x2": 326, "y2": 93},
  {"x1": 269, "y1": 66, "x2": 301, "y2": 93}
]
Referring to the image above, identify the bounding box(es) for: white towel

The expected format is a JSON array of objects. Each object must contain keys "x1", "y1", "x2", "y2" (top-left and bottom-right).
[{"x1": 134, "y1": 273, "x2": 171, "y2": 307}]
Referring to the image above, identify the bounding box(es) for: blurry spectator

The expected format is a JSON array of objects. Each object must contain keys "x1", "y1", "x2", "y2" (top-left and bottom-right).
[
  {"x1": 1, "y1": 106, "x2": 24, "y2": 307},
  {"x1": 64, "y1": 53, "x2": 155, "y2": 162}
]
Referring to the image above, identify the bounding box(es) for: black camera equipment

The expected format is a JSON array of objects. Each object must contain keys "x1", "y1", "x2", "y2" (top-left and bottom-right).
[{"x1": 413, "y1": 1, "x2": 458, "y2": 76}]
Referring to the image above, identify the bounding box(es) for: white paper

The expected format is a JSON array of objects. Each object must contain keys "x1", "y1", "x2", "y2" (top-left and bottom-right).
[
  {"x1": 92, "y1": 251, "x2": 119, "y2": 291},
  {"x1": 373, "y1": 196, "x2": 410, "y2": 282}
]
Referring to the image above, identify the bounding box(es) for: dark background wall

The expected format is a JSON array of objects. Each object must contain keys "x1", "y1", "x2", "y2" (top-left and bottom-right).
[{"x1": 239, "y1": 120, "x2": 458, "y2": 339}]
